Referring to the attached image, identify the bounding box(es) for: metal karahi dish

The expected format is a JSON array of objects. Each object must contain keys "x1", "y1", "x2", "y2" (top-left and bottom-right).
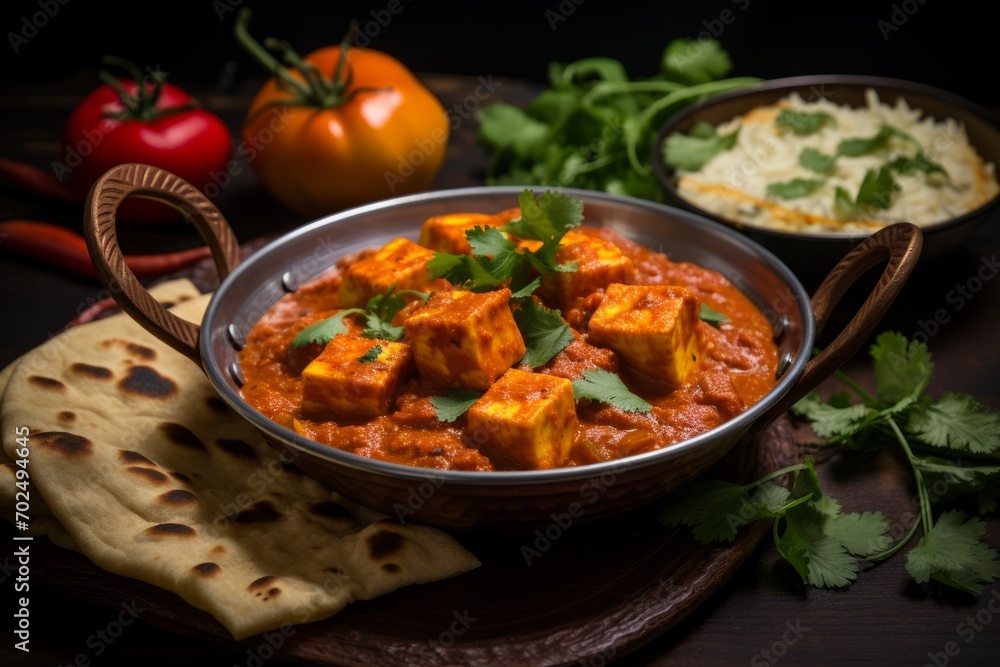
[
  {"x1": 652, "y1": 74, "x2": 997, "y2": 287},
  {"x1": 84, "y1": 163, "x2": 921, "y2": 530}
]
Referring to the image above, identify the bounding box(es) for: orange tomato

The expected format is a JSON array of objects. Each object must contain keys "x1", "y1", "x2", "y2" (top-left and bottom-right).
[{"x1": 236, "y1": 10, "x2": 449, "y2": 218}]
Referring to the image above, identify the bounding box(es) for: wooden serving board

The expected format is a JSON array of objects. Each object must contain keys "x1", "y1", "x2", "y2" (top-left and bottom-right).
[
  {"x1": 43, "y1": 242, "x2": 800, "y2": 665},
  {"x1": 25, "y1": 416, "x2": 797, "y2": 666}
]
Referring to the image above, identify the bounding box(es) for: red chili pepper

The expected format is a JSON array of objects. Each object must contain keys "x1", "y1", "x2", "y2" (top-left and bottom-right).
[
  {"x1": 0, "y1": 158, "x2": 81, "y2": 203},
  {"x1": 0, "y1": 220, "x2": 212, "y2": 279}
]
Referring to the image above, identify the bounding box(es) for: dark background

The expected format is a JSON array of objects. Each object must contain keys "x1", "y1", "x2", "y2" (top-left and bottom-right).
[{"x1": 0, "y1": 0, "x2": 993, "y2": 108}]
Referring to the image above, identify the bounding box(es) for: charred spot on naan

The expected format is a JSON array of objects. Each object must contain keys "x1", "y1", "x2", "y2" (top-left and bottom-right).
[
  {"x1": 226, "y1": 500, "x2": 284, "y2": 524},
  {"x1": 308, "y1": 501, "x2": 352, "y2": 521},
  {"x1": 127, "y1": 466, "x2": 170, "y2": 485},
  {"x1": 100, "y1": 339, "x2": 157, "y2": 361},
  {"x1": 57, "y1": 411, "x2": 76, "y2": 423},
  {"x1": 70, "y1": 363, "x2": 113, "y2": 380},
  {"x1": 381, "y1": 563, "x2": 401, "y2": 574},
  {"x1": 367, "y1": 530, "x2": 406, "y2": 560},
  {"x1": 118, "y1": 450, "x2": 156, "y2": 466},
  {"x1": 29, "y1": 376, "x2": 65, "y2": 391},
  {"x1": 192, "y1": 562, "x2": 221, "y2": 577},
  {"x1": 118, "y1": 366, "x2": 177, "y2": 399},
  {"x1": 214, "y1": 438, "x2": 258, "y2": 461},
  {"x1": 145, "y1": 523, "x2": 196, "y2": 538},
  {"x1": 170, "y1": 472, "x2": 194, "y2": 484},
  {"x1": 34, "y1": 431, "x2": 92, "y2": 456},
  {"x1": 248, "y1": 575, "x2": 283, "y2": 600},
  {"x1": 205, "y1": 396, "x2": 229, "y2": 414},
  {"x1": 158, "y1": 489, "x2": 199, "y2": 506},
  {"x1": 158, "y1": 423, "x2": 206, "y2": 450}
]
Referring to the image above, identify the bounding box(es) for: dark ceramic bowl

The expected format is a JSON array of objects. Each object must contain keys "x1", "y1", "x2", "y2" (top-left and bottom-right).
[
  {"x1": 652, "y1": 75, "x2": 1000, "y2": 289},
  {"x1": 83, "y1": 164, "x2": 921, "y2": 531}
]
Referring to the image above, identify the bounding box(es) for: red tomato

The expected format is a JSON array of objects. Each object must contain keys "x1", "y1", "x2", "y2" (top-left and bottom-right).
[{"x1": 59, "y1": 66, "x2": 233, "y2": 223}]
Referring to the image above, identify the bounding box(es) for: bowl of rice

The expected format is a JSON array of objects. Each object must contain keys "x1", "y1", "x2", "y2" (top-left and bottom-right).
[{"x1": 652, "y1": 75, "x2": 1000, "y2": 285}]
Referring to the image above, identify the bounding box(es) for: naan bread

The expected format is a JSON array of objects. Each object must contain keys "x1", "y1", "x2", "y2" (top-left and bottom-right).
[{"x1": 0, "y1": 280, "x2": 480, "y2": 640}]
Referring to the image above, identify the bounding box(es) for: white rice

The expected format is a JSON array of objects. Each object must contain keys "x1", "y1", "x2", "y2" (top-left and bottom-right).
[{"x1": 674, "y1": 89, "x2": 1000, "y2": 233}]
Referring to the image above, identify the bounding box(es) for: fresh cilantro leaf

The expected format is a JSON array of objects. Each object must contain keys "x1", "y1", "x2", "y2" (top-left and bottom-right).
[
  {"x1": 870, "y1": 331, "x2": 933, "y2": 407},
  {"x1": 799, "y1": 147, "x2": 837, "y2": 173},
  {"x1": 661, "y1": 38, "x2": 733, "y2": 86},
  {"x1": 426, "y1": 252, "x2": 506, "y2": 291},
  {"x1": 855, "y1": 168, "x2": 900, "y2": 213},
  {"x1": 572, "y1": 368, "x2": 653, "y2": 414},
  {"x1": 503, "y1": 189, "x2": 584, "y2": 246},
  {"x1": 823, "y1": 511, "x2": 893, "y2": 557},
  {"x1": 791, "y1": 393, "x2": 876, "y2": 442},
  {"x1": 751, "y1": 482, "x2": 793, "y2": 514},
  {"x1": 660, "y1": 479, "x2": 761, "y2": 542},
  {"x1": 906, "y1": 392, "x2": 1000, "y2": 454},
  {"x1": 289, "y1": 309, "x2": 362, "y2": 350},
  {"x1": 837, "y1": 124, "x2": 919, "y2": 157},
  {"x1": 905, "y1": 510, "x2": 1000, "y2": 594},
  {"x1": 776, "y1": 514, "x2": 860, "y2": 589},
  {"x1": 356, "y1": 344, "x2": 382, "y2": 363},
  {"x1": 431, "y1": 390, "x2": 483, "y2": 423},
  {"x1": 909, "y1": 456, "x2": 1000, "y2": 488},
  {"x1": 510, "y1": 277, "x2": 542, "y2": 299},
  {"x1": 513, "y1": 298, "x2": 574, "y2": 368},
  {"x1": 766, "y1": 178, "x2": 826, "y2": 200},
  {"x1": 698, "y1": 303, "x2": 728, "y2": 327},
  {"x1": 467, "y1": 224, "x2": 515, "y2": 257},
  {"x1": 775, "y1": 110, "x2": 835, "y2": 135},
  {"x1": 888, "y1": 153, "x2": 949, "y2": 181},
  {"x1": 663, "y1": 121, "x2": 740, "y2": 171}
]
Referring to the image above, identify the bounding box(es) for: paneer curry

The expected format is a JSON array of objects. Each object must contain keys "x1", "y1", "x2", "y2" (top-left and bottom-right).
[{"x1": 238, "y1": 191, "x2": 780, "y2": 471}]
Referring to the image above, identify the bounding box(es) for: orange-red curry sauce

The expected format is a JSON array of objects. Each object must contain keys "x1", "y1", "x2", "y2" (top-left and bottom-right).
[{"x1": 238, "y1": 227, "x2": 779, "y2": 471}]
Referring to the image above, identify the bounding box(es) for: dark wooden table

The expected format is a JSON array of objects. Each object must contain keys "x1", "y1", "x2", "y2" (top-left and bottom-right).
[{"x1": 1, "y1": 72, "x2": 998, "y2": 666}]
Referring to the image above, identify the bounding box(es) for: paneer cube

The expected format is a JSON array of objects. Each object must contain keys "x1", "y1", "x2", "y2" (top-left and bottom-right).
[
  {"x1": 301, "y1": 335, "x2": 415, "y2": 419},
  {"x1": 403, "y1": 288, "x2": 525, "y2": 391},
  {"x1": 418, "y1": 207, "x2": 529, "y2": 255},
  {"x1": 418, "y1": 212, "x2": 496, "y2": 255},
  {"x1": 338, "y1": 238, "x2": 447, "y2": 308},
  {"x1": 467, "y1": 368, "x2": 578, "y2": 469},
  {"x1": 586, "y1": 283, "x2": 701, "y2": 389},
  {"x1": 538, "y1": 230, "x2": 634, "y2": 310}
]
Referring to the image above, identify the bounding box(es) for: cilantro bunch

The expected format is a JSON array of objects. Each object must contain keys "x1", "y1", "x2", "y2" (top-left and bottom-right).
[
  {"x1": 663, "y1": 331, "x2": 1000, "y2": 594},
  {"x1": 476, "y1": 39, "x2": 760, "y2": 200}
]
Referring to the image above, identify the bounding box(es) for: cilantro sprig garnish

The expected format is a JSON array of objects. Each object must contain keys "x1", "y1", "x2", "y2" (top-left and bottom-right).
[
  {"x1": 662, "y1": 331, "x2": 1000, "y2": 594},
  {"x1": 427, "y1": 188, "x2": 584, "y2": 295},
  {"x1": 572, "y1": 368, "x2": 653, "y2": 414},
  {"x1": 356, "y1": 344, "x2": 382, "y2": 363},
  {"x1": 289, "y1": 284, "x2": 430, "y2": 350},
  {"x1": 427, "y1": 189, "x2": 583, "y2": 367}
]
